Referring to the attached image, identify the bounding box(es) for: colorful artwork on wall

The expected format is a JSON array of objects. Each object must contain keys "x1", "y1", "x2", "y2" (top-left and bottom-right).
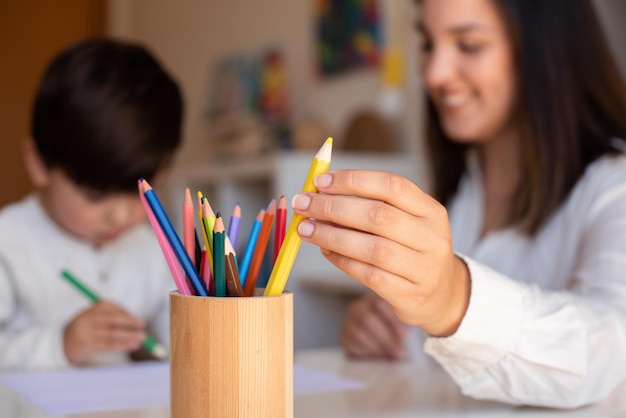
[
  {"x1": 205, "y1": 47, "x2": 292, "y2": 152},
  {"x1": 314, "y1": 0, "x2": 382, "y2": 78}
]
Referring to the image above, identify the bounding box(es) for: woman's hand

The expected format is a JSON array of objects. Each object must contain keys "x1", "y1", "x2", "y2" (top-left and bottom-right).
[
  {"x1": 342, "y1": 293, "x2": 409, "y2": 359},
  {"x1": 63, "y1": 301, "x2": 146, "y2": 365},
  {"x1": 292, "y1": 170, "x2": 470, "y2": 337}
]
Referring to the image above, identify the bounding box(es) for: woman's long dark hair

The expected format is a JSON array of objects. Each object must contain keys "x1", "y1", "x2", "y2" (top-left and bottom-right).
[{"x1": 425, "y1": 0, "x2": 626, "y2": 235}]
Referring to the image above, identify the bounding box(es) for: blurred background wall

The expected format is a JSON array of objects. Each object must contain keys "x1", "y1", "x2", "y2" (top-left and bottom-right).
[
  {"x1": 2, "y1": 0, "x2": 626, "y2": 206},
  {"x1": 105, "y1": 0, "x2": 424, "y2": 172}
]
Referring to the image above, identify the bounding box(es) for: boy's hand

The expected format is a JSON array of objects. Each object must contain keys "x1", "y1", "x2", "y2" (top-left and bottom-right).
[{"x1": 63, "y1": 301, "x2": 146, "y2": 365}]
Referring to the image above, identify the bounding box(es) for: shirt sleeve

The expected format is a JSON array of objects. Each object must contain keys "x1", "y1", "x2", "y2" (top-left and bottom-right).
[
  {"x1": 0, "y1": 258, "x2": 70, "y2": 371},
  {"x1": 424, "y1": 172, "x2": 626, "y2": 408}
]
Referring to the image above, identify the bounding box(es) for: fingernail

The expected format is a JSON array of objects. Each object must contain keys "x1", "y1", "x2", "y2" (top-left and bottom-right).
[
  {"x1": 291, "y1": 193, "x2": 311, "y2": 210},
  {"x1": 314, "y1": 174, "x2": 332, "y2": 188},
  {"x1": 298, "y1": 221, "x2": 315, "y2": 237}
]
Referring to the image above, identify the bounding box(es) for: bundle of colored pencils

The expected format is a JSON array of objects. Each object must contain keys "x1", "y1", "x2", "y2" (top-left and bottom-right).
[{"x1": 138, "y1": 137, "x2": 333, "y2": 297}]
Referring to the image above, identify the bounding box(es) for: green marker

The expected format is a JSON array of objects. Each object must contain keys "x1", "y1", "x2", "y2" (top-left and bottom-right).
[{"x1": 61, "y1": 269, "x2": 168, "y2": 360}]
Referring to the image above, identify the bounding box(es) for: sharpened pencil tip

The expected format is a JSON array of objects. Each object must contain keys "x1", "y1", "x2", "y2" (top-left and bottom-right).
[{"x1": 316, "y1": 137, "x2": 333, "y2": 163}]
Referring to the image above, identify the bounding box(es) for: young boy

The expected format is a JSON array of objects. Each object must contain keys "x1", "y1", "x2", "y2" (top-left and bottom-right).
[{"x1": 0, "y1": 39, "x2": 183, "y2": 371}]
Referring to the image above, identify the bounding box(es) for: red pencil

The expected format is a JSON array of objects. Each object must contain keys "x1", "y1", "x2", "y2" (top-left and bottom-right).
[
  {"x1": 274, "y1": 195, "x2": 287, "y2": 263},
  {"x1": 200, "y1": 248, "x2": 213, "y2": 295},
  {"x1": 243, "y1": 199, "x2": 276, "y2": 296}
]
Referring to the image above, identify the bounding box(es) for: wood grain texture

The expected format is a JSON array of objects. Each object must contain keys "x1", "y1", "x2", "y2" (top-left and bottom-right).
[{"x1": 170, "y1": 292, "x2": 293, "y2": 418}]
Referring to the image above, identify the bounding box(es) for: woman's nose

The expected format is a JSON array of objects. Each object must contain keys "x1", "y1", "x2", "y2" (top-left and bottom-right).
[{"x1": 422, "y1": 46, "x2": 456, "y2": 91}]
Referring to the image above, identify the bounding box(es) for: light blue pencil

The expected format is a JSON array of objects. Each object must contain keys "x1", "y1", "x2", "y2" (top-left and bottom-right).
[{"x1": 238, "y1": 208, "x2": 264, "y2": 287}]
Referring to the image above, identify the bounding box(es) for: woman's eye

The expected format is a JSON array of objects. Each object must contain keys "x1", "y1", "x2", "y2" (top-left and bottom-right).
[{"x1": 459, "y1": 42, "x2": 484, "y2": 54}]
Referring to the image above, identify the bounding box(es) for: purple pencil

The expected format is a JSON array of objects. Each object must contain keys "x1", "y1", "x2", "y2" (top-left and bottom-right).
[{"x1": 228, "y1": 203, "x2": 242, "y2": 250}]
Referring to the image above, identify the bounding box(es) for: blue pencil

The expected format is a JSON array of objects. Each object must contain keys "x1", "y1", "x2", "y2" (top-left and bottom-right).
[
  {"x1": 238, "y1": 208, "x2": 264, "y2": 287},
  {"x1": 140, "y1": 179, "x2": 208, "y2": 296}
]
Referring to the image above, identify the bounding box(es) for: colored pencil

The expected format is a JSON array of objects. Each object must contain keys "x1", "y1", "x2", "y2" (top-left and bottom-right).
[
  {"x1": 224, "y1": 236, "x2": 244, "y2": 297},
  {"x1": 196, "y1": 191, "x2": 213, "y2": 281},
  {"x1": 182, "y1": 188, "x2": 195, "y2": 268},
  {"x1": 264, "y1": 137, "x2": 333, "y2": 296},
  {"x1": 196, "y1": 191, "x2": 204, "y2": 218},
  {"x1": 61, "y1": 269, "x2": 168, "y2": 360},
  {"x1": 238, "y1": 209, "x2": 264, "y2": 287},
  {"x1": 228, "y1": 203, "x2": 242, "y2": 250},
  {"x1": 243, "y1": 199, "x2": 276, "y2": 297},
  {"x1": 274, "y1": 195, "x2": 287, "y2": 263},
  {"x1": 138, "y1": 180, "x2": 191, "y2": 296},
  {"x1": 201, "y1": 197, "x2": 216, "y2": 251},
  {"x1": 141, "y1": 179, "x2": 208, "y2": 296},
  {"x1": 212, "y1": 213, "x2": 226, "y2": 297},
  {"x1": 199, "y1": 248, "x2": 213, "y2": 295},
  {"x1": 194, "y1": 229, "x2": 202, "y2": 272}
]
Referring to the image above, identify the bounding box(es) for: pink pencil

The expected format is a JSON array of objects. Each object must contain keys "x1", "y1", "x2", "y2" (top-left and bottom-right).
[
  {"x1": 183, "y1": 188, "x2": 195, "y2": 267},
  {"x1": 138, "y1": 180, "x2": 192, "y2": 295}
]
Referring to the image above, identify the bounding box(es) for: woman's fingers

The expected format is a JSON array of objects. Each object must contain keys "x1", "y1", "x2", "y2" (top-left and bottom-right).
[
  {"x1": 294, "y1": 169, "x2": 468, "y2": 336},
  {"x1": 313, "y1": 170, "x2": 443, "y2": 221},
  {"x1": 301, "y1": 219, "x2": 415, "y2": 282},
  {"x1": 293, "y1": 192, "x2": 443, "y2": 252}
]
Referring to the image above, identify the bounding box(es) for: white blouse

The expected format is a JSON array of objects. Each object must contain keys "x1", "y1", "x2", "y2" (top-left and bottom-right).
[{"x1": 423, "y1": 152, "x2": 626, "y2": 408}]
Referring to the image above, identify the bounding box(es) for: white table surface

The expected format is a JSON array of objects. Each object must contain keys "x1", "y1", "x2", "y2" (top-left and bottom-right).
[{"x1": 1, "y1": 348, "x2": 624, "y2": 418}]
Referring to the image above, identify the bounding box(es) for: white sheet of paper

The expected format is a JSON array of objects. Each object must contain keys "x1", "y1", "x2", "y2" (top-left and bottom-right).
[{"x1": 0, "y1": 362, "x2": 364, "y2": 416}]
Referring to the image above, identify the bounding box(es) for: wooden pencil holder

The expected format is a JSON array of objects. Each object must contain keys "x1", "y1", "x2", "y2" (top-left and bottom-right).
[{"x1": 169, "y1": 291, "x2": 293, "y2": 418}]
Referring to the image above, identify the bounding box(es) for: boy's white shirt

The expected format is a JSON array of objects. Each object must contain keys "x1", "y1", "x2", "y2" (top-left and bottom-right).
[
  {"x1": 414, "y1": 152, "x2": 626, "y2": 408},
  {"x1": 0, "y1": 194, "x2": 173, "y2": 371}
]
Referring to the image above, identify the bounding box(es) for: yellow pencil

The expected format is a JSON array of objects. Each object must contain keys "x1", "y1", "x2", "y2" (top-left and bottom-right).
[{"x1": 264, "y1": 137, "x2": 333, "y2": 296}]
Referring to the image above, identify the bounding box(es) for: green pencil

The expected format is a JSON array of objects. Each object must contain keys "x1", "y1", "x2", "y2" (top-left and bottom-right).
[
  {"x1": 61, "y1": 269, "x2": 168, "y2": 360},
  {"x1": 212, "y1": 213, "x2": 226, "y2": 297}
]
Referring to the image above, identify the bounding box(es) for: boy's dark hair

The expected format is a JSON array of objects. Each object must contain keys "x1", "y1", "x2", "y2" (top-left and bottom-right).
[{"x1": 32, "y1": 38, "x2": 183, "y2": 193}]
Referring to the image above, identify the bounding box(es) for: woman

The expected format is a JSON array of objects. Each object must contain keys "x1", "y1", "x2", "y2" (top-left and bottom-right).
[{"x1": 290, "y1": 0, "x2": 626, "y2": 409}]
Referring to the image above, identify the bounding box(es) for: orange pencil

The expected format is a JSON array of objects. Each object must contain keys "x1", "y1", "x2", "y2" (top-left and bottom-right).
[
  {"x1": 274, "y1": 195, "x2": 287, "y2": 263},
  {"x1": 243, "y1": 199, "x2": 276, "y2": 296},
  {"x1": 182, "y1": 188, "x2": 195, "y2": 267}
]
